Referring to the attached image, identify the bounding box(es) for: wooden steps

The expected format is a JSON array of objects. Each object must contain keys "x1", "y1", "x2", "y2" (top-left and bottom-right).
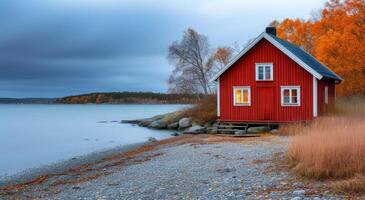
[{"x1": 214, "y1": 123, "x2": 249, "y2": 135}]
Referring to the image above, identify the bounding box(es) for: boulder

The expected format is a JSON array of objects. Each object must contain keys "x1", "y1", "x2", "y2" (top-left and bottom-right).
[
  {"x1": 167, "y1": 122, "x2": 179, "y2": 129},
  {"x1": 183, "y1": 125, "x2": 206, "y2": 134},
  {"x1": 247, "y1": 126, "x2": 271, "y2": 133},
  {"x1": 206, "y1": 127, "x2": 218, "y2": 134},
  {"x1": 148, "y1": 137, "x2": 157, "y2": 142},
  {"x1": 148, "y1": 119, "x2": 167, "y2": 129},
  {"x1": 178, "y1": 117, "x2": 192, "y2": 129}
]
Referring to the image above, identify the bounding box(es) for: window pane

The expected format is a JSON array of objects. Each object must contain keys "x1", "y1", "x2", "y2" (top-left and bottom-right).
[
  {"x1": 292, "y1": 96, "x2": 298, "y2": 104},
  {"x1": 235, "y1": 89, "x2": 242, "y2": 103},
  {"x1": 292, "y1": 89, "x2": 297, "y2": 97},
  {"x1": 243, "y1": 90, "x2": 249, "y2": 103},
  {"x1": 265, "y1": 66, "x2": 271, "y2": 80},
  {"x1": 258, "y1": 67, "x2": 264, "y2": 80},
  {"x1": 284, "y1": 96, "x2": 290, "y2": 104},
  {"x1": 283, "y1": 89, "x2": 290, "y2": 97}
]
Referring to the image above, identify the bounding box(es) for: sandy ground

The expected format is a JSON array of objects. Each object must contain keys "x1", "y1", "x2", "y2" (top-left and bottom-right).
[{"x1": 0, "y1": 134, "x2": 360, "y2": 200}]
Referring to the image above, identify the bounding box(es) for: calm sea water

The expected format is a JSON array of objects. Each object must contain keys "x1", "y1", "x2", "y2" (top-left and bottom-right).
[{"x1": 0, "y1": 104, "x2": 185, "y2": 177}]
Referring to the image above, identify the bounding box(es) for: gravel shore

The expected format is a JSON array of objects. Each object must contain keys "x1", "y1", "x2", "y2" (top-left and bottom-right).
[{"x1": 0, "y1": 135, "x2": 354, "y2": 199}]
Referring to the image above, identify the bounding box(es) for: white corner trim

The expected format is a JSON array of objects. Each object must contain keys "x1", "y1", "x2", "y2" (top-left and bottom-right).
[
  {"x1": 217, "y1": 78, "x2": 220, "y2": 117},
  {"x1": 233, "y1": 86, "x2": 251, "y2": 106},
  {"x1": 210, "y1": 32, "x2": 324, "y2": 82},
  {"x1": 313, "y1": 77, "x2": 318, "y2": 117}
]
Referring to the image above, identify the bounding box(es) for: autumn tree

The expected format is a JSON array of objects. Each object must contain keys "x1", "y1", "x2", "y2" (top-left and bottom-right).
[
  {"x1": 272, "y1": 0, "x2": 365, "y2": 95},
  {"x1": 168, "y1": 28, "x2": 212, "y2": 94},
  {"x1": 168, "y1": 29, "x2": 234, "y2": 95}
]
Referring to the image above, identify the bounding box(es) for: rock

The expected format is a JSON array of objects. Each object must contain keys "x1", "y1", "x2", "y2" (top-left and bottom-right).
[
  {"x1": 292, "y1": 190, "x2": 306, "y2": 196},
  {"x1": 312, "y1": 197, "x2": 321, "y2": 200},
  {"x1": 72, "y1": 186, "x2": 81, "y2": 190},
  {"x1": 148, "y1": 119, "x2": 167, "y2": 129},
  {"x1": 206, "y1": 127, "x2": 218, "y2": 134},
  {"x1": 167, "y1": 122, "x2": 179, "y2": 129},
  {"x1": 148, "y1": 137, "x2": 157, "y2": 142},
  {"x1": 234, "y1": 130, "x2": 245, "y2": 135},
  {"x1": 270, "y1": 129, "x2": 279, "y2": 133},
  {"x1": 216, "y1": 167, "x2": 236, "y2": 173},
  {"x1": 178, "y1": 117, "x2": 192, "y2": 129},
  {"x1": 204, "y1": 122, "x2": 212, "y2": 128},
  {"x1": 183, "y1": 125, "x2": 205, "y2": 134},
  {"x1": 247, "y1": 126, "x2": 271, "y2": 133},
  {"x1": 171, "y1": 132, "x2": 179, "y2": 136},
  {"x1": 293, "y1": 182, "x2": 304, "y2": 187},
  {"x1": 290, "y1": 197, "x2": 302, "y2": 200}
]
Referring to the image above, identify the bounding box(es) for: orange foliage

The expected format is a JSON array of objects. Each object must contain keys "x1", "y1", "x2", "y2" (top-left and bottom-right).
[{"x1": 274, "y1": 0, "x2": 365, "y2": 96}]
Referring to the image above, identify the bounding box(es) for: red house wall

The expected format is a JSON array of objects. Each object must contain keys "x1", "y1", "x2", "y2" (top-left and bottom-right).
[
  {"x1": 317, "y1": 79, "x2": 336, "y2": 114},
  {"x1": 219, "y1": 39, "x2": 314, "y2": 122}
]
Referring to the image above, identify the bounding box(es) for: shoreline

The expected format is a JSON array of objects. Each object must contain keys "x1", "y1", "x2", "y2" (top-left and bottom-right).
[
  {"x1": 0, "y1": 134, "x2": 194, "y2": 192},
  {"x1": 0, "y1": 141, "x2": 150, "y2": 186}
]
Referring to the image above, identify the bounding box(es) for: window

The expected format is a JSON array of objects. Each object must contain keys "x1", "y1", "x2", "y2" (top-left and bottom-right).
[
  {"x1": 324, "y1": 86, "x2": 328, "y2": 104},
  {"x1": 233, "y1": 87, "x2": 251, "y2": 106},
  {"x1": 256, "y1": 63, "x2": 273, "y2": 81},
  {"x1": 281, "y1": 86, "x2": 300, "y2": 106}
]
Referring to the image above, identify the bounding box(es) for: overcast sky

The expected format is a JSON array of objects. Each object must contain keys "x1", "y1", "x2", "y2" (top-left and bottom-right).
[{"x1": 0, "y1": 0, "x2": 326, "y2": 98}]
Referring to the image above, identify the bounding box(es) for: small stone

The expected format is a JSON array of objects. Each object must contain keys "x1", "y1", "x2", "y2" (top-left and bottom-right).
[
  {"x1": 293, "y1": 182, "x2": 304, "y2": 187},
  {"x1": 292, "y1": 190, "x2": 306, "y2": 196},
  {"x1": 72, "y1": 186, "x2": 81, "y2": 190},
  {"x1": 312, "y1": 197, "x2": 321, "y2": 200},
  {"x1": 280, "y1": 181, "x2": 288, "y2": 185},
  {"x1": 148, "y1": 137, "x2": 157, "y2": 142},
  {"x1": 171, "y1": 132, "x2": 179, "y2": 136},
  {"x1": 291, "y1": 197, "x2": 302, "y2": 200},
  {"x1": 216, "y1": 167, "x2": 235, "y2": 173}
]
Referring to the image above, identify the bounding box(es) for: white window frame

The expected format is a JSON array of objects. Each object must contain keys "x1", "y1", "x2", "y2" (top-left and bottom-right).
[
  {"x1": 324, "y1": 86, "x2": 329, "y2": 104},
  {"x1": 233, "y1": 86, "x2": 251, "y2": 106},
  {"x1": 281, "y1": 86, "x2": 301, "y2": 106},
  {"x1": 255, "y1": 63, "x2": 273, "y2": 81}
]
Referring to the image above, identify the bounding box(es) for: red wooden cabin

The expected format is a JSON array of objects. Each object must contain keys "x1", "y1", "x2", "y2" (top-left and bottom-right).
[{"x1": 211, "y1": 27, "x2": 342, "y2": 123}]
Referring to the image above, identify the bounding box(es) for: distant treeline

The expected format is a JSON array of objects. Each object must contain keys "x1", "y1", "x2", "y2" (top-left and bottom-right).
[
  {"x1": 0, "y1": 98, "x2": 56, "y2": 104},
  {"x1": 55, "y1": 92, "x2": 203, "y2": 104}
]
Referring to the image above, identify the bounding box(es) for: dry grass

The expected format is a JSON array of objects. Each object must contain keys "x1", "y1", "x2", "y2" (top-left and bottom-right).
[
  {"x1": 278, "y1": 122, "x2": 308, "y2": 136},
  {"x1": 181, "y1": 95, "x2": 217, "y2": 125},
  {"x1": 287, "y1": 96, "x2": 365, "y2": 194},
  {"x1": 332, "y1": 174, "x2": 365, "y2": 194}
]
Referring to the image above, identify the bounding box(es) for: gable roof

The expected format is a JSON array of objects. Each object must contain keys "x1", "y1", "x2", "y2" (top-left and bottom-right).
[{"x1": 211, "y1": 32, "x2": 343, "y2": 82}]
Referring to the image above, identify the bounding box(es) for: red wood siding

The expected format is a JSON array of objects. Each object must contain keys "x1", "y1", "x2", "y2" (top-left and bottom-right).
[
  {"x1": 219, "y1": 39, "x2": 314, "y2": 122},
  {"x1": 317, "y1": 79, "x2": 336, "y2": 114}
]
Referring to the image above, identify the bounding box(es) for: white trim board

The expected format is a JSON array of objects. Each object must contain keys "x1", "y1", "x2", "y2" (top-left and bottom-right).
[
  {"x1": 210, "y1": 32, "x2": 324, "y2": 82},
  {"x1": 313, "y1": 77, "x2": 318, "y2": 117},
  {"x1": 217, "y1": 78, "x2": 220, "y2": 117}
]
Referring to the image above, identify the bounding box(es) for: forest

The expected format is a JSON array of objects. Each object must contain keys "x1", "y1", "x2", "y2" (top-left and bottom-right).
[
  {"x1": 55, "y1": 92, "x2": 202, "y2": 104},
  {"x1": 272, "y1": 0, "x2": 365, "y2": 95}
]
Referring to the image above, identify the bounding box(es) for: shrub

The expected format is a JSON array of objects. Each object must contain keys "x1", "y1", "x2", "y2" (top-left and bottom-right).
[{"x1": 181, "y1": 95, "x2": 217, "y2": 125}]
